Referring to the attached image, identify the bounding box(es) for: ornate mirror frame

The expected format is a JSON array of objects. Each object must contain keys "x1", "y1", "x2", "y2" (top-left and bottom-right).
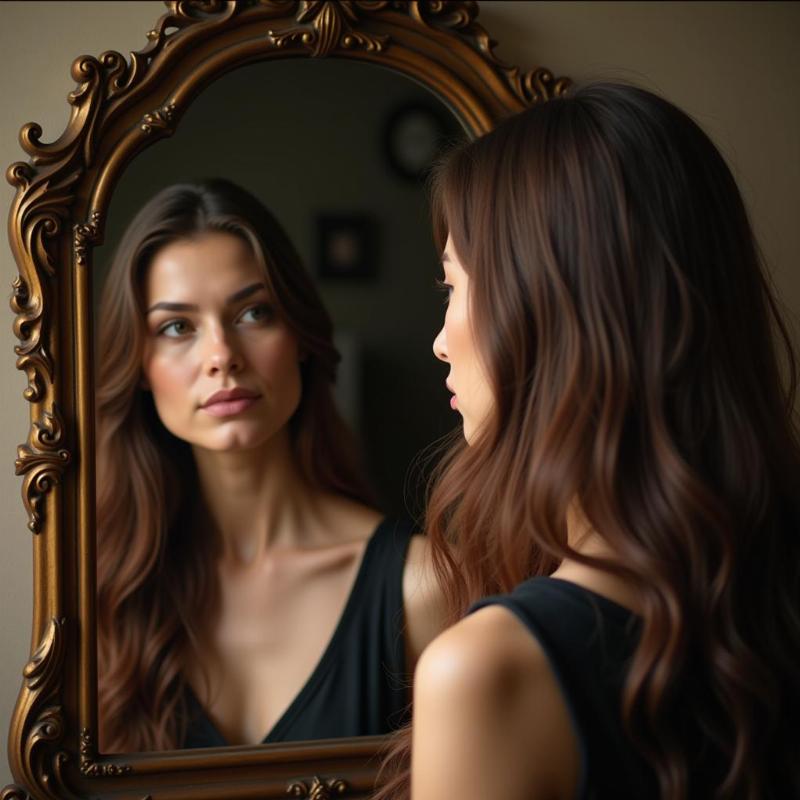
[{"x1": 3, "y1": 2, "x2": 569, "y2": 798}]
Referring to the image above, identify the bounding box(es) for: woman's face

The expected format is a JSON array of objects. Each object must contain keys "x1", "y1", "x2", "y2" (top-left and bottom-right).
[
  {"x1": 432, "y1": 235, "x2": 494, "y2": 443},
  {"x1": 141, "y1": 231, "x2": 302, "y2": 453}
]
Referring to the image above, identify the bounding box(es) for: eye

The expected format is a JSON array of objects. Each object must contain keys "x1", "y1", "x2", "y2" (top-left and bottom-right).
[
  {"x1": 156, "y1": 319, "x2": 192, "y2": 338},
  {"x1": 238, "y1": 302, "x2": 275, "y2": 324},
  {"x1": 435, "y1": 278, "x2": 453, "y2": 305}
]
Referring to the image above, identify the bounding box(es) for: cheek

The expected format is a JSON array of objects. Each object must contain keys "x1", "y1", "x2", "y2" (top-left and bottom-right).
[
  {"x1": 448, "y1": 300, "x2": 492, "y2": 401},
  {"x1": 143, "y1": 350, "x2": 195, "y2": 405},
  {"x1": 444, "y1": 300, "x2": 471, "y2": 363},
  {"x1": 248, "y1": 333, "x2": 302, "y2": 388}
]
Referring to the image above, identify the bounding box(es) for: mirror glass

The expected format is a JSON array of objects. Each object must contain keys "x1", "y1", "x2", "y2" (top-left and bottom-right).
[{"x1": 93, "y1": 57, "x2": 464, "y2": 752}]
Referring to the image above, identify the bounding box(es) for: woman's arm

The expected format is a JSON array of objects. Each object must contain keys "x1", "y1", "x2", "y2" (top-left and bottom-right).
[{"x1": 410, "y1": 605, "x2": 580, "y2": 800}]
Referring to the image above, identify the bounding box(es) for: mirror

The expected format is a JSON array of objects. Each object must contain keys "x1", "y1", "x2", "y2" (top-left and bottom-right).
[
  {"x1": 4, "y1": 2, "x2": 568, "y2": 797},
  {"x1": 93, "y1": 56, "x2": 462, "y2": 754},
  {"x1": 95, "y1": 58, "x2": 462, "y2": 517}
]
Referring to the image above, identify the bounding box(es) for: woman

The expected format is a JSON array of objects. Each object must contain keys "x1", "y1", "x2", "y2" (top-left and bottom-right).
[
  {"x1": 96, "y1": 179, "x2": 443, "y2": 752},
  {"x1": 379, "y1": 84, "x2": 800, "y2": 799}
]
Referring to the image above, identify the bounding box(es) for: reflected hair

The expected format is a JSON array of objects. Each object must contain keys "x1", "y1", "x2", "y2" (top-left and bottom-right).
[
  {"x1": 96, "y1": 178, "x2": 374, "y2": 752},
  {"x1": 378, "y1": 84, "x2": 800, "y2": 799}
]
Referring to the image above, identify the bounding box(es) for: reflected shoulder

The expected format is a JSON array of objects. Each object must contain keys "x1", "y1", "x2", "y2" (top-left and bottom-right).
[{"x1": 403, "y1": 534, "x2": 448, "y2": 668}]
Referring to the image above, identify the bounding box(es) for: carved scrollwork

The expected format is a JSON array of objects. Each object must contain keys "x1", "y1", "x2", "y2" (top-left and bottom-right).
[
  {"x1": 73, "y1": 210, "x2": 101, "y2": 267},
  {"x1": 15, "y1": 406, "x2": 70, "y2": 534},
  {"x1": 140, "y1": 101, "x2": 177, "y2": 135},
  {"x1": 75, "y1": 2, "x2": 237, "y2": 112},
  {"x1": 517, "y1": 66, "x2": 571, "y2": 105},
  {"x1": 8, "y1": 619, "x2": 77, "y2": 800},
  {"x1": 406, "y1": 0, "x2": 570, "y2": 104},
  {"x1": 406, "y1": 0, "x2": 479, "y2": 31},
  {"x1": 20, "y1": 54, "x2": 110, "y2": 170},
  {"x1": 7, "y1": 162, "x2": 83, "y2": 420},
  {"x1": 6, "y1": 161, "x2": 34, "y2": 191},
  {"x1": 24, "y1": 706, "x2": 66, "y2": 771},
  {"x1": 287, "y1": 776, "x2": 348, "y2": 799},
  {"x1": 6, "y1": 0, "x2": 238, "y2": 290},
  {"x1": 11, "y1": 168, "x2": 81, "y2": 277},
  {"x1": 22, "y1": 618, "x2": 65, "y2": 691},
  {"x1": 270, "y1": 1, "x2": 390, "y2": 56},
  {"x1": 154, "y1": 0, "x2": 234, "y2": 38},
  {"x1": 10, "y1": 275, "x2": 52, "y2": 404},
  {"x1": 1, "y1": 785, "x2": 33, "y2": 800},
  {"x1": 79, "y1": 729, "x2": 133, "y2": 778}
]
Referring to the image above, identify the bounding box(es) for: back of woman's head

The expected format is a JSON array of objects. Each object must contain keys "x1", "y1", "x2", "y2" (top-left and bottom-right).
[
  {"x1": 96, "y1": 179, "x2": 372, "y2": 751},
  {"x1": 427, "y1": 83, "x2": 800, "y2": 798}
]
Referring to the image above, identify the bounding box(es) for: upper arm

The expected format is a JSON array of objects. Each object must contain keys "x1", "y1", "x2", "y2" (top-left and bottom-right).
[
  {"x1": 411, "y1": 606, "x2": 580, "y2": 800},
  {"x1": 403, "y1": 534, "x2": 449, "y2": 673}
]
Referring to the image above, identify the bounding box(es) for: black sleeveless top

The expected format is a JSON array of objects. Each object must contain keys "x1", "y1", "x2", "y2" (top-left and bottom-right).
[
  {"x1": 470, "y1": 577, "x2": 658, "y2": 799},
  {"x1": 181, "y1": 515, "x2": 415, "y2": 747}
]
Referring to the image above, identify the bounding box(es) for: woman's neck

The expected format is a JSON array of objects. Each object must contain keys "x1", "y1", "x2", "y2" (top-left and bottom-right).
[
  {"x1": 550, "y1": 505, "x2": 643, "y2": 615},
  {"x1": 192, "y1": 429, "x2": 319, "y2": 566}
]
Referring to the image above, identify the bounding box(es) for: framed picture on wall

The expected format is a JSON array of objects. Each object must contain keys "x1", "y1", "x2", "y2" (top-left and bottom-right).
[{"x1": 316, "y1": 213, "x2": 378, "y2": 280}]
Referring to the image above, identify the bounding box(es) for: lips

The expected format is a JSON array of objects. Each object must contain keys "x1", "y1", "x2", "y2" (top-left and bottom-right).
[
  {"x1": 201, "y1": 387, "x2": 261, "y2": 417},
  {"x1": 446, "y1": 381, "x2": 458, "y2": 410}
]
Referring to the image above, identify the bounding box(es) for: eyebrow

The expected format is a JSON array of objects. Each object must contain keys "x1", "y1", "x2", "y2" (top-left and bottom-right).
[
  {"x1": 145, "y1": 282, "x2": 266, "y2": 315},
  {"x1": 441, "y1": 252, "x2": 450, "y2": 263}
]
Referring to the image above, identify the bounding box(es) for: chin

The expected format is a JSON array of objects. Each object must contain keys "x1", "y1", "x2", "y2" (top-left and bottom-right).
[
  {"x1": 461, "y1": 413, "x2": 489, "y2": 447},
  {"x1": 210, "y1": 430, "x2": 274, "y2": 451},
  {"x1": 184, "y1": 421, "x2": 278, "y2": 453}
]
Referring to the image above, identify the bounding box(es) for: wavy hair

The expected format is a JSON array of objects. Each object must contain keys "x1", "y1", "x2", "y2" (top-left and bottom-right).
[
  {"x1": 378, "y1": 84, "x2": 800, "y2": 799},
  {"x1": 96, "y1": 179, "x2": 374, "y2": 752}
]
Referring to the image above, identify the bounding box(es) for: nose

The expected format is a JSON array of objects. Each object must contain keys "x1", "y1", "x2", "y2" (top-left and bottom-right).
[
  {"x1": 433, "y1": 325, "x2": 448, "y2": 363},
  {"x1": 203, "y1": 326, "x2": 242, "y2": 377}
]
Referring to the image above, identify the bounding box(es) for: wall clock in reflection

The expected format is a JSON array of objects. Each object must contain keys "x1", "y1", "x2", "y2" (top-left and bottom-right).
[{"x1": 383, "y1": 102, "x2": 454, "y2": 181}]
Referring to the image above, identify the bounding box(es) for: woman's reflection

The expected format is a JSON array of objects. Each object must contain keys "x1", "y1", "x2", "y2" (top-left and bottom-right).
[{"x1": 95, "y1": 179, "x2": 444, "y2": 751}]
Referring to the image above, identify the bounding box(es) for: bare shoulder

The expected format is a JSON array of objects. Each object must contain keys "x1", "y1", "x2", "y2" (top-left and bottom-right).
[
  {"x1": 412, "y1": 606, "x2": 579, "y2": 800},
  {"x1": 416, "y1": 605, "x2": 555, "y2": 704},
  {"x1": 402, "y1": 534, "x2": 448, "y2": 668}
]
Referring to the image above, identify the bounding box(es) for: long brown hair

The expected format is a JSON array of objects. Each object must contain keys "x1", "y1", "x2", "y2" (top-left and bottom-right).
[
  {"x1": 378, "y1": 84, "x2": 800, "y2": 799},
  {"x1": 96, "y1": 179, "x2": 374, "y2": 752}
]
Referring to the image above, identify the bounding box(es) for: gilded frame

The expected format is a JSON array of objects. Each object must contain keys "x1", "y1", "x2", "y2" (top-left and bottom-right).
[{"x1": 3, "y1": 2, "x2": 569, "y2": 798}]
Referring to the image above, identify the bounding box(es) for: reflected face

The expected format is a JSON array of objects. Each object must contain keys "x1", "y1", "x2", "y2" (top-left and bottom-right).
[
  {"x1": 432, "y1": 236, "x2": 494, "y2": 443},
  {"x1": 142, "y1": 231, "x2": 302, "y2": 453}
]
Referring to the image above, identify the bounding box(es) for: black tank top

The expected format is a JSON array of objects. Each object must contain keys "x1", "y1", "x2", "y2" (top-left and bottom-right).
[
  {"x1": 473, "y1": 576, "x2": 797, "y2": 799},
  {"x1": 470, "y1": 577, "x2": 658, "y2": 799},
  {"x1": 181, "y1": 515, "x2": 415, "y2": 747}
]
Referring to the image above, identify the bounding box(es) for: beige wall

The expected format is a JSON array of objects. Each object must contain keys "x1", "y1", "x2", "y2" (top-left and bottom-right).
[
  {"x1": 480, "y1": 1, "x2": 800, "y2": 331},
  {"x1": 1, "y1": 0, "x2": 798, "y2": 787}
]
